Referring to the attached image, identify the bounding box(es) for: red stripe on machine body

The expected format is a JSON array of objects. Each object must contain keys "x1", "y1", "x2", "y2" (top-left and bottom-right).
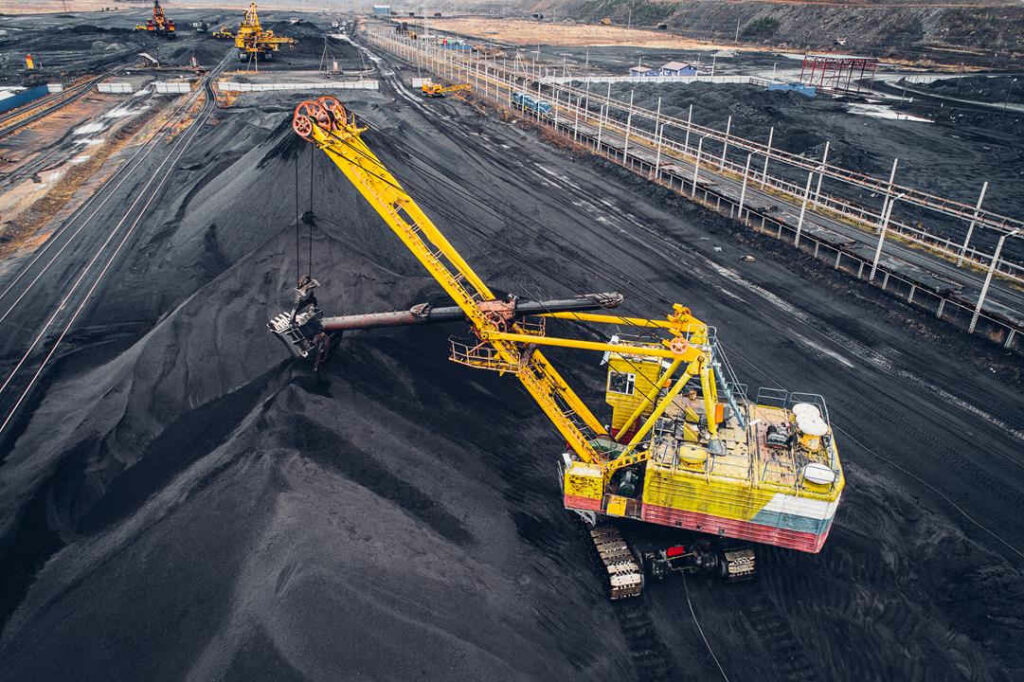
[
  {"x1": 641, "y1": 504, "x2": 831, "y2": 553},
  {"x1": 564, "y1": 495, "x2": 602, "y2": 512}
]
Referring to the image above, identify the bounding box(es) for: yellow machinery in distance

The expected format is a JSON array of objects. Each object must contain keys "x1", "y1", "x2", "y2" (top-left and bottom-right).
[
  {"x1": 233, "y1": 3, "x2": 297, "y2": 62},
  {"x1": 420, "y1": 82, "x2": 471, "y2": 98}
]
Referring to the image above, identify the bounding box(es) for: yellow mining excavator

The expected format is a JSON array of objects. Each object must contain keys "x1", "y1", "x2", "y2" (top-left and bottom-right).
[
  {"x1": 420, "y1": 82, "x2": 471, "y2": 98},
  {"x1": 271, "y1": 97, "x2": 845, "y2": 600},
  {"x1": 233, "y1": 2, "x2": 297, "y2": 62}
]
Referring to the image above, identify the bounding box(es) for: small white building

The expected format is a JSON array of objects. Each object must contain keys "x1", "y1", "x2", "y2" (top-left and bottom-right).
[
  {"x1": 628, "y1": 65, "x2": 658, "y2": 78},
  {"x1": 660, "y1": 61, "x2": 698, "y2": 77}
]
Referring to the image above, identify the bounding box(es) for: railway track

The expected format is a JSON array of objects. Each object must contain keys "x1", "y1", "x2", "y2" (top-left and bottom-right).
[
  {"x1": 0, "y1": 71, "x2": 114, "y2": 140},
  {"x1": 0, "y1": 53, "x2": 230, "y2": 441}
]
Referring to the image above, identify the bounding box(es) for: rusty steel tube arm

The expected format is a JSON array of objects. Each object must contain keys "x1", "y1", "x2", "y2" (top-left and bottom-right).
[{"x1": 321, "y1": 292, "x2": 623, "y2": 332}]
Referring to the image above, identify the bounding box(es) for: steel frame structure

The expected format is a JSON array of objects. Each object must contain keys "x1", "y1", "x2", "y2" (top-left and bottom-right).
[{"x1": 799, "y1": 54, "x2": 877, "y2": 93}]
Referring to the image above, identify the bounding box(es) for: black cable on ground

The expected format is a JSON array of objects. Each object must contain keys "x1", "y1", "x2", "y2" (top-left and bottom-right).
[{"x1": 682, "y1": 572, "x2": 731, "y2": 682}]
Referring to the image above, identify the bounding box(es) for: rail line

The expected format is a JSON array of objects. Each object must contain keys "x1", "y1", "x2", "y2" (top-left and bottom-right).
[
  {"x1": 0, "y1": 71, "x2": 114, "y2": 140},
  {"x1": 0, "y1": 55, "x2": 230, "y2": 439},
  {"x1": 0, "y1": 80, "x2": 212, "y2": 323}
]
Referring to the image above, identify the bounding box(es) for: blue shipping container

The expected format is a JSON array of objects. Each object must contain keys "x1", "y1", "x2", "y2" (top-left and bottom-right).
[{"x1": 0, "y1": 85, "x2": 50, "y2": 114}]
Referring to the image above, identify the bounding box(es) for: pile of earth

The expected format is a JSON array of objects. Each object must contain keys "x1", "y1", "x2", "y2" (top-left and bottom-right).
[{"x1": 915, "y1": 74, "x2": 1024, "y2": 105}]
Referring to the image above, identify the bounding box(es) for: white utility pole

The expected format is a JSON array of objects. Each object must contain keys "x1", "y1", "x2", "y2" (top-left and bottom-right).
[
  {"x1": 794, "y1": 170, "x2": 815, "y2": 247},
  {"x1": 652, "y1": 96, "x2": 663, "y2": 180},
  {"x1": 684, "y1": 103, "x2": 693, "y2": 154},
  {"x1": 957, "y1": 181, "x2": 988, "y2": 267},
  {"x1": 761, "y1": 126, "x2": 774, "y2": 187},
  {"x1": 870, "y1": 193, "x2": 904, "y2": 280},
  {"x1": 719, "y1": 115, "x2": 731, "y2": 171},
  {"x1": 813, "y1": 140, "x2": 829, "y2": 206},
  {"x1": 970, "y1": 229, "x2": 1019, "y2": 333},
  {"x1": 738, "y1": 153, "x2": 753, "y2": 217},
  {"x1": 692, "y1": 137, "x2": 704, "y2": 196},
  {"x1": 876, "y1": 158, "x2": 899, "y2": 235},
  {"x1": 623, "y1": 90, "x2": 634, "y2": 163},
  {"x1": 574, "y1": 95, "x2": 581, "y2": 141}
]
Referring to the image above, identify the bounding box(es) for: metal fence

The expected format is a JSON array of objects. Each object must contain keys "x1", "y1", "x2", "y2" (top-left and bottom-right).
[
  {"x1": 367, "y1": 29, "x2": 1023, "y2": 352},
  {"x1": 217, "y1": 79, "x2": 380, "y2": 92},
  {"x1": 539, "y1": 75, "x2": 772, "y2": 86}
]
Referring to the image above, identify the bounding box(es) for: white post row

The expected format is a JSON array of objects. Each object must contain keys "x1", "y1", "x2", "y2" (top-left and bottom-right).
[{"x1": 371, "y1": 29, "x2": 1019, "y2": 296}]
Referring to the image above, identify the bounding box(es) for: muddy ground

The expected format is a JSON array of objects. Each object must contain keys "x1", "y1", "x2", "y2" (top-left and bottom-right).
[{"x1": 0, "y1": 41, "x2": 1022, "y2": 682}]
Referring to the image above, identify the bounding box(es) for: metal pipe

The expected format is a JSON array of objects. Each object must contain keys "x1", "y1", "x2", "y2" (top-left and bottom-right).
[
  {"x1": 485, "y1": 331, "x2": 697, "y2": 361},
  {"x1": 321, "y1": 293, "x2": 623, "y2": 331}
]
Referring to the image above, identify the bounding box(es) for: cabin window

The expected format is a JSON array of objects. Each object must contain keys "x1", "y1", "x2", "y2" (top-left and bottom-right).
[{"x1": 608, "y1": 371, "x2": 636, "y2": 396}]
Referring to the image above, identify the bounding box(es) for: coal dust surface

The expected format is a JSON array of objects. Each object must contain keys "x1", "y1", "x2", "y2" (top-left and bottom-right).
[{"x1": 0, "y1": 75, "x2": 1022, "y2": 682}]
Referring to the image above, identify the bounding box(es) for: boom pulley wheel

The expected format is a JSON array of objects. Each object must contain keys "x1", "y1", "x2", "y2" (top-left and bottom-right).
[
  {"x1": 294, "y1": 100, "x2": 330, "y2": 138},
  {"x1": 315, "y1": 96, "x2": 347, "y2": 127},
  {"x1": 292, "y1": 113, "x2": 313, "y2": 139}
]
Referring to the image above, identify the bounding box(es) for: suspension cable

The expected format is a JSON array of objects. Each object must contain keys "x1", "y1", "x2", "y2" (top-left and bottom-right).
[
  {"x1": 294, "y1": 146, "x2": 301, "y2": 285},
  {"x1": 308, "y1": 143, "x2": 314, "y2": 279}
]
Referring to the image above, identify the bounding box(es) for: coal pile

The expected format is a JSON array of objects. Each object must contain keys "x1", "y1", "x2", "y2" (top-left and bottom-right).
[
  {"x1": 0, "y1": 82, "x2": 1022, "y2": 681},
  {"x1": 916, "y1": 75, "x2": 1024, "y2": 105}
]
